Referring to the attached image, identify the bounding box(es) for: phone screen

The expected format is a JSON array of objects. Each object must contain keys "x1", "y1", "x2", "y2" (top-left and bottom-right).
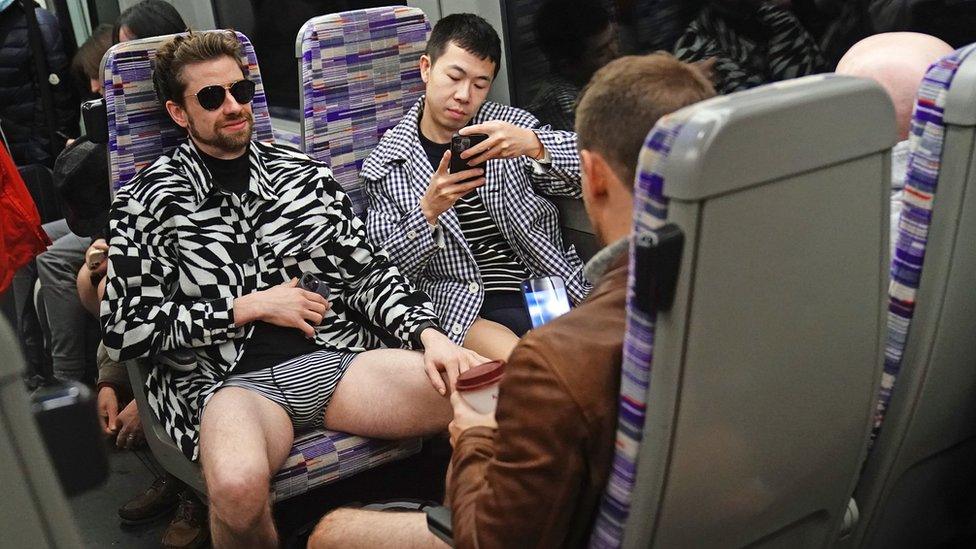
[{"x1": 521, "y1": 276, "x2": 571, "y2": 328}]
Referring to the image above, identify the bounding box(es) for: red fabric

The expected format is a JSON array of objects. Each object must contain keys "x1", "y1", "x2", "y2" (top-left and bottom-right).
[{"x1": 0, "y1": 143, "x2": 51, "y2": 294}]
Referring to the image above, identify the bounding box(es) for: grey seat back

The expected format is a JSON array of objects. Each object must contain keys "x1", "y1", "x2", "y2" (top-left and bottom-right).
[
  {"x1": 619, "y1": 75, "x2": 894, "y2": 548},
  {"x1": 0, "y1": 317, "x2": 83, "y2": 548},
  {"x1": 844, "y1": 43, "x2": 976, "y2": 549}
]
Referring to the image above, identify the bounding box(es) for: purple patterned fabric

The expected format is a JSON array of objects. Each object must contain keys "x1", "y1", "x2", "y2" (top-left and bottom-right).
[
  {"x1": 298, "y1": 7, "x2": 429, "y2": 215},
  {"x1": 873, "y1": 43, "x2": 976, "y2": 438},
  {"x1": 271, "y1": 430, "x2": 422, "y2": 502},
  {"x1": 589, "y1": 116, "x2": 689, "y2": 548},
  {"x1": 103, "y1": 31, "x2": 275, "y2": 193}
]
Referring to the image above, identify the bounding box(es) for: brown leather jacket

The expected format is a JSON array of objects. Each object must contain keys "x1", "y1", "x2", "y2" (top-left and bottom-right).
[{"x1": 448, "y1": 253, "x2": 627, "y2": 548}]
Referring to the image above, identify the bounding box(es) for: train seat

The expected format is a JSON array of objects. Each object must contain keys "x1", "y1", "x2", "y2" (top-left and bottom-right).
[
  {"x1": 296, "y1": 6, "x2": 429, "y2": 217},
  {"x1": 841, "y1": 42, "x2": 976, "y2": 549}
]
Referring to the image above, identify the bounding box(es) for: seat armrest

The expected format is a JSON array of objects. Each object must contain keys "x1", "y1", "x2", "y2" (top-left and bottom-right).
[
  {"x1": 124, "y1": 358, "x2": 207, "y2": 499},
  {"x1": 423, "y1": 505, "x2": 453, "y2": 546}
]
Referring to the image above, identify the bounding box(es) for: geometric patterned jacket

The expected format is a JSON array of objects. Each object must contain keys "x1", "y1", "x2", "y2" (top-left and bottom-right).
[
  {"x1": 101, "y1": 140, "x2": 439, "y2": 460},
  {"x1": 361, "y1": 98, "x2": 591, "y2": 343}
]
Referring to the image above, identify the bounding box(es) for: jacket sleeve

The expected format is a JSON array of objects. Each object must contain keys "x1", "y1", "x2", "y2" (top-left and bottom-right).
[
  {"x1": 101, "y1": 194, "x2": 244, "y2": 362},
  {"x1": 321, "y1": 170, "x2": 440, "y2": 347},
  {"x1": 448, "y1": 341, "x2": 589, "y2": 548},
  {"x1": 525, "y1": 128, "x2": 582, "y2": 199},
  {"x1": 363, "y1": 171, "x2": 444, "y2": 279}
]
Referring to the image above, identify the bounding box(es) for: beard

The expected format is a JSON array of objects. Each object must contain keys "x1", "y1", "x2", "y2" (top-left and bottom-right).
[{"x1": 187, "y1": 110, "x2": 253, "y2": 154}]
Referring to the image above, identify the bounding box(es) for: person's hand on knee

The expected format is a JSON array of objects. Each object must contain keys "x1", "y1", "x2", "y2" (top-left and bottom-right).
[{"x1": 420, "y1": 328, "x2": 489, "y2": 395}]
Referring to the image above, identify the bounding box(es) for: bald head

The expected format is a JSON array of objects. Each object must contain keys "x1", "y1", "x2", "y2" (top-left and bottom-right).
[{"x1": 837, "y1": 33, "x2": 953, "y2": 140}]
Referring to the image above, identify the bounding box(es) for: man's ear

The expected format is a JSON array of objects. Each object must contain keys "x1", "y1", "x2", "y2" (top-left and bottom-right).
[
  {"x1": 165, "y1": 100, "x2": 188, "y2": 130},
  {"x1": 581, "y1": 149, "x2": 610, "y2": 204},
  {"x1": 420, "y1": 54, "x2": 432, "y2": 84}
]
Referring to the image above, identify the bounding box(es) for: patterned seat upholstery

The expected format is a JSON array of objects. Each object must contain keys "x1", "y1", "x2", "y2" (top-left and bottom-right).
[
  {"x1": 589, "y1": 117, "x2": 685, "y2": 549},
  {"x1": 873, "y1": 43, "x2": 976, "y2": 436},
  {"x1": 297, "y1": 6, "x2": 429, "y2": 215},
  {"x1": 103, "y1": 31, "x2": 275, "y2": 193},
  {"x1": 850, "y1": 43, "x2": 976, "y2": 548},
  {"x1": 104, "y1": 31, "x2": 422, "y2": 502}
]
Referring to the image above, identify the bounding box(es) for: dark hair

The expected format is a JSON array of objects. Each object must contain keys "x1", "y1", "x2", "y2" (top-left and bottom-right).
[
  {"x1": 534, "y1": 0, "x2": 611, "y2": 67},
  {"x1": 576, "y1": 53, "x2": 716, "y2": 189},
  {"x1": 113, "y1": 0, "x2": 187, "y2": 44},
  {"x1": 152, "y1": 31, "x2": 247, "y2": 106},
  {"x1": 70, "y1": 23, "x2": 113, "y2": 96},
  {"x1": 426, "y1": 13, "x2": 502, "y2": 77}
]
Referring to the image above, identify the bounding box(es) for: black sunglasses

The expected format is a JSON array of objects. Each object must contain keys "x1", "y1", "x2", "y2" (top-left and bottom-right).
[{"x1": 185, "y1": 79, "x2": 256, "y2": 111}]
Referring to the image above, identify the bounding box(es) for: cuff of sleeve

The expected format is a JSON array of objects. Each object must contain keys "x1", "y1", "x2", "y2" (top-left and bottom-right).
[
  {"x1": 429, "y1": 221, "x2": 445, "y2": 249},
  {"x1": 96, "y1": 381, "x2": 120, "y2": 393},
  {"x1": 212, "y1": 296, "x2": 245, "y2": 337},
  {"x1": 409, "y1": 320, "x2": 446, "y2": 350},
  {"x1": 403, "y1": 206, "x2": 442, "y2": 252},
  {"x1": 528, "y1": 141, "x2": 552, "y2": 175}
]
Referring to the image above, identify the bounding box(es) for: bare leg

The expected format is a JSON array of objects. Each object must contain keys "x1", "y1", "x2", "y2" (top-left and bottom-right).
[
  {"x1": 324, "y1": 349, "x2": 451, "y2": 438},
  {"x1": 463, "y1": 317, "x2": 519, "y2": 362},
  {"x1": 307, "y1": 508, "x2": 447, "y2": 549},
  {"x1": 200, "y1": 387, "x2": 294, "y2": 548}
]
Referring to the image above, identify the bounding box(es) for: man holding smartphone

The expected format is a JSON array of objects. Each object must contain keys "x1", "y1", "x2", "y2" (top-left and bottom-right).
[
  {"x1": 361, "y1": 14, "x2": 591, "y2": 362},
  {"x1": 311, "y1": 53, "x2": 717, "y2": 548},
  {"x1": 102, "y1": 31, "x2": 487, "y2": 547}
]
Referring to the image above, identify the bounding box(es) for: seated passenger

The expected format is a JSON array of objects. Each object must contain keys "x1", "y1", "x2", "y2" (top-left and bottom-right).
[
  {"x1": 674, "y1": 0, "x2": 828, "y2": 94},
  {"x1": 101, "y1": 31, "x2": 486, "y2": 546},
  {"x1": 362, "y1": 14, "x2": 590, "y2": 362},
  {"x1": 834, "y1": 32, "x2": 953, "y2": 254},
  {"x1": 528, "y1": 0, "x2": 618, "y2": 131},
  {"x1": 308, "y1": 53, "x2": 716, "y2": 549}
]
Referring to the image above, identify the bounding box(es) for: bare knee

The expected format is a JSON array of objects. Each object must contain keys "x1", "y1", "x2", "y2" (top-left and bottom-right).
[
  {"x1": 308, "y1": 508, "x2": 358, "y2": 549},
  {"x1": 205, "y1": 465, "x2": 271, "y2": 531}
]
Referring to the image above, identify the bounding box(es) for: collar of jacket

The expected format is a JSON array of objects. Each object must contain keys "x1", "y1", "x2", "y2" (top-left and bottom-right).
[
  {"x1": 174, "y1": 139, "x2": 279, "y2": 210},
  {"x1": 584, "y1": 236, "x2": 629, "y2": 286},
  {"x1": 360, "y1": 96, "x2": 498, "y2": 182}
]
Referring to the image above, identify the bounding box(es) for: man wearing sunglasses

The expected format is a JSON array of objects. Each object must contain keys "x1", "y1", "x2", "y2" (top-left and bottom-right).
[{"x1": 102, "y1": 31, "x2": 487, "y2": 547}]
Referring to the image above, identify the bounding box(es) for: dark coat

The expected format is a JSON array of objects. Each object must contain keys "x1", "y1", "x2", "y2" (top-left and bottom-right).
[{"x1": 0, "y1": 3, "x2": 78, "y2": 167}]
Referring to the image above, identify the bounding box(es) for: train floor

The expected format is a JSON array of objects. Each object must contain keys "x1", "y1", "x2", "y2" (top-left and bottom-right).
[{"x1": 69, "y1": 436, "x2": 452, "y2": 548}]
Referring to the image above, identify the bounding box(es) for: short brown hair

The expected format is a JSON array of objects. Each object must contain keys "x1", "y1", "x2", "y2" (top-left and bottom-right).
[
  {"x1": 152, "y1": 31, "x2": 247, "y2": 106},
  {"x1": 576, "y1": 53, "x2": 716, "y2": 189}
]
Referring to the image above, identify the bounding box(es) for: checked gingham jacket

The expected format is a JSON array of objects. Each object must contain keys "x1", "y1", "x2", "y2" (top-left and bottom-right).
[
  {"x1": 102, "y1": 140, "x2": 439, "y2": 460},
  {"x1": 361, "y1": 98, "x2": 591, "y2": 343}
]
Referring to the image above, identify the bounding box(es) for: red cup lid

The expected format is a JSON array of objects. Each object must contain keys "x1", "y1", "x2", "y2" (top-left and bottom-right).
[{"x1": 456, "y1": 360, "x2": 506, "y2": 391}]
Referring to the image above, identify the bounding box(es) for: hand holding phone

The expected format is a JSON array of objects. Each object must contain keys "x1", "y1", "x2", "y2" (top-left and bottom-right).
[
  {"x1": 521, "y1": 276, "x2": 571, "y2": 328},
  {"x1": 450, "y1": 133, "x2": 489, "y2": 177},
  {"x1": 299, "y1": 272, "x2": 331, "y2": 300},
  {"x1": 419, "y1": 150, "x2": 486, "y2": 225},
  {"x1": 457, "y1": 121, "x2": 545, "y2": 167}
]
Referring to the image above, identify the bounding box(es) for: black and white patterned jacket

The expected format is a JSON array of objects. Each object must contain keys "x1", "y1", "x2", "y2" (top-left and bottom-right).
[
  {"x1": 102, "y1": 140, "x2": 439, "y2": 460},
  {"x1": 361, "y1": 98, "x2": 591, "y2": 342}
]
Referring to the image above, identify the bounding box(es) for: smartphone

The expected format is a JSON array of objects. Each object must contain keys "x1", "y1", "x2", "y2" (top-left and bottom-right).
[
  {"x1": 86, "y1": 247, "x2": 106, "y2": 266},
  {"x1": 450, "y1": 133, "x2": 489, "y2": 177},
  {"x1": 300, "y1": 271, "x2": 331, "y2": 300},
  {"x1": 521, "y1": 276, "x2": 571, "y2": 328}
]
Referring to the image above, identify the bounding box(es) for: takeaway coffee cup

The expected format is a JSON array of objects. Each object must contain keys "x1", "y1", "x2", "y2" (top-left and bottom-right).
[{"x1": 455, "y1": 360, "x2": 506, "y2": 414}]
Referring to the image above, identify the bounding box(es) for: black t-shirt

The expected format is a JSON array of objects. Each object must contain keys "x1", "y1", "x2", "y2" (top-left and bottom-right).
[
  {"x1": 199, "y1": 146, "x2": 321, "y2": 376},
  {"x1": 418, "y1": 129, "x2": 530, "y2": 293}
]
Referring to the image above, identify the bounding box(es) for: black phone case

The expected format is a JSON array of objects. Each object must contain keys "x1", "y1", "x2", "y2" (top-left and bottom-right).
[{"x1": 450, "y1": 133, "x2": 489, "y2": 175}]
